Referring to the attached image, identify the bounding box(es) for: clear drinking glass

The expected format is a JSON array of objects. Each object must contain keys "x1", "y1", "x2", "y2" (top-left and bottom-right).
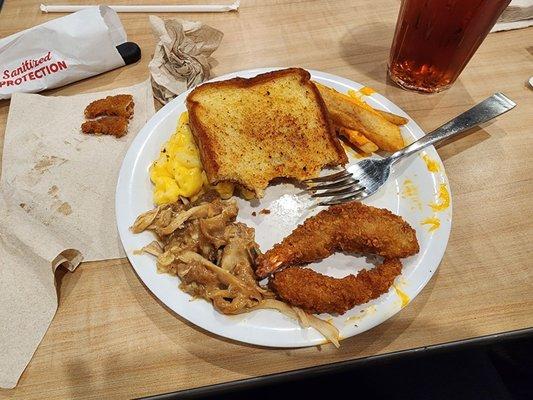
[{"x1": 388, "y1": 0, "x2": 511, "y2": 93}]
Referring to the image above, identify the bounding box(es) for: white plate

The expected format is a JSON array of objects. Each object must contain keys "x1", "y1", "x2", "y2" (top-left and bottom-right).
[{"x1": 116, "y1": 68, "x2": 452, "y2": 348}]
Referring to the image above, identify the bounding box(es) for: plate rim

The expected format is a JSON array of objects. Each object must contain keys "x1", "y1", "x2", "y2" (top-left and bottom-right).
[{"x1": 116, "y1": 67, "x2": 452, "y2": 348}]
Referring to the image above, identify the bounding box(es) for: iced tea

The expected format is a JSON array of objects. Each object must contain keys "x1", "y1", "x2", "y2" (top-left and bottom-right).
[{"x1": 389, "y1": 0, "x2": 510, "y2": 93}]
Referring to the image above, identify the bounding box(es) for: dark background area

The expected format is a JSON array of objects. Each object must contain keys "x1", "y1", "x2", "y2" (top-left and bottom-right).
[{"x1": 147, "y1": 330, "x2": 533, "y2": 400}]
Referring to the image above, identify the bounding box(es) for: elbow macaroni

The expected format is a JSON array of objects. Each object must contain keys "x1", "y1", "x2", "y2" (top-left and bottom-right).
[{"x1": 150, "y1": 112, "x2": 234, "y2": 205}]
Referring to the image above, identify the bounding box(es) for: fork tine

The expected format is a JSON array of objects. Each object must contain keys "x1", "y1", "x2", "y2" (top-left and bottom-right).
[
  {"x1": 311, "y1": 186, "x2": 365, "y2": 198},
  {"x1": 307, "y1": 177, "x2": 359, "y2": 191},
  {"x1": 308, "y1": 182, "x2": 360, "y2": 194},
  {"x1": 302, "y1": 169, "x2": 350, "y2": 183},
  {"x1": 317, "y1": 191, "x2": 367, "y2": 206},
  {"x1": 306, "y1": 175, "x2": 355, "y2": 189}
]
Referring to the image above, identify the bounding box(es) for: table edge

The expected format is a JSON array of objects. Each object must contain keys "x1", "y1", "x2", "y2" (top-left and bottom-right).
[{"x1": 142, "y1": 326, "x2": 533, "y2": 399}]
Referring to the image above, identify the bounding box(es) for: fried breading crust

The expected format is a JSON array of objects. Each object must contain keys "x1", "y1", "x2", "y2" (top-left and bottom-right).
[
  {"x1": 256, "y1": 202, "x2": 419, "y2": 278},
  {"x1": 270, "y1": 258, "x2": 402, "y2": 315},
  {"x1": 84, "y1": 94, "x2": 134, "y2": 119},
  {"x1": 81, "y1": 116, "x2": 129, "y2": 137}
]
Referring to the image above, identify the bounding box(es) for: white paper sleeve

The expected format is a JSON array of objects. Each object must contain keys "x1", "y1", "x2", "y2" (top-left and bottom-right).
[{"x1": 0, "y1": 6, "x2": 127, "y2": 99}]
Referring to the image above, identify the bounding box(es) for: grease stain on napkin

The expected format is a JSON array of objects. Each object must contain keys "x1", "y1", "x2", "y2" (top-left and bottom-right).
[{"x1": 0, "y1": 79, "x2": 155, "y2": 388}]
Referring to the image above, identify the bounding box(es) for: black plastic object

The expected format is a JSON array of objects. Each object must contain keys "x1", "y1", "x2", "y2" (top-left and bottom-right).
[{"x1": 116, "y1": 42, "x2": 141, "y2": 65}]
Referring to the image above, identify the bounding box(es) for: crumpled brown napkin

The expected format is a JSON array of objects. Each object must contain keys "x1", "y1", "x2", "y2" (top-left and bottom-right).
[
  {"x1": 0, "y1": 191, "x2": 83, "y2": 389},
  {"x1": 148, "y1": 15, "x2": 223, "y2": 104}
]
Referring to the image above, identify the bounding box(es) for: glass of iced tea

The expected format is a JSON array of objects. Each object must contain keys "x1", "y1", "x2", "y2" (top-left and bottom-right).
[{"x1": 389, "y1": 0, "x2": 510, "y2": 93}]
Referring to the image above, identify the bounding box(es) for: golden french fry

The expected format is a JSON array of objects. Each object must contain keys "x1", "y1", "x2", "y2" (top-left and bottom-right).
[
  {"x1": 315, "y1": 82, "x2": 404, "y2": 151},
  {"x1": 329, "y1": 109, "x2": 368, "y2": 132},
  {"x1": 376, "y1": 110, "x2": 408, "y2": 126},
  {"x1": 329, "y1": 107, "x2": 400, "y2": 151},
  {"x1": 346, "y1": 88, "x2": 408, "y2": 125},
  {"x1": 336, "y1": 126, "x2": 378, "y2": 154}
]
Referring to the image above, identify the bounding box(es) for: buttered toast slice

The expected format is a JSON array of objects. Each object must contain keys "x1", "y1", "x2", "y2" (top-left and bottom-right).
[{"x1": 186, "y1": 68, "x2": 347, "y2": 197}]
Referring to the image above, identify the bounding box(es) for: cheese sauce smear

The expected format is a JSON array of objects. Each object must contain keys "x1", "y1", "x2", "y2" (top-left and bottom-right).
[
  {"x1": 359, "y1": 86, "x2": 376, "y2": 96},
  {"x1": 394, "y1": 286, "x2": 410, "y2": 308},
  {"x1": 421, "y1": 216, "x2": 441, "y2": 232},
  {"x1": 429, "y1": 184, "x2": 450, "y2": 212},
  {"x1": 401, "y1": 179, "x2": 422, "y2": 210},
  {"x1": 422, "y1": 153, "x2": 440, "y2": 172}
]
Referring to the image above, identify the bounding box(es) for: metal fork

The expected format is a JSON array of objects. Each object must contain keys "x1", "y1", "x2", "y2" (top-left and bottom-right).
[{"x1": 304, "y1": 93, "x2": 516, "y2": 206}]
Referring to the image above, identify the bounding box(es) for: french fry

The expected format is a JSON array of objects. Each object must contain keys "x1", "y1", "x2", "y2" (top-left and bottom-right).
[
  {"x1": 314, "y1": 82, "x2": 405, "y2": 151},
  {"x1": 345, "y1": 88, "x2": 408, "y2": 126},
  {"x1": 376, "y1": 110, "x2": 408, "y2": 126},
  {"x1": 328, "y1": 109, "x2": 368, "y2": 133},
  {"x1": 329, "y1": 109, "x2": 381, "y2": 153},
  {"x1": 336, "y1": 126, "x2": 379, "y2": 154}
]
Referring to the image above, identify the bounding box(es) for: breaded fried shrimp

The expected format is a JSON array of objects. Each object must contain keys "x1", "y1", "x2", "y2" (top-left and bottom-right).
[
  {"x1": 256, "y1": 202, "x2": 419, "y2": 278},
  {"x1": 270, "y1": 258, "x2": 403, "y2": 315}
]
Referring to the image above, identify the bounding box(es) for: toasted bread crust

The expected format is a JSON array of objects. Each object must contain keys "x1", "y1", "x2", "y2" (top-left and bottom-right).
[
  {"x1": 187, "y1": 94, "x2": 219, "y2": 187},
  {"x1": 186, "y1": 68, "x2": 347, "y2": 195}
]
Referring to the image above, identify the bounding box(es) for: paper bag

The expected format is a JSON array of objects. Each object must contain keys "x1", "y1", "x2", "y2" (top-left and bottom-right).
[{"x1": 0, "y1": 6, "x2": 128, "y2": 99}]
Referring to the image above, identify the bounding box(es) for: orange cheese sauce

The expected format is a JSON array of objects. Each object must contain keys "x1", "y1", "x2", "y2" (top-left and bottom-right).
[
  {"x1": 421, "y1": 216, "x2": 441, "y2": 232},
  {"x1": 402, "y1": 179, "x2": 417, "y2": 197},
  {"x1": 394, "y1": 286, "x2": 410, "y2": 308},
  {"x1": 359, "y1": 86, "x2": 376, "y2": 96},
  {"x1": 347, "y1": 88, "x2": 363, "y2": 100},
  {"x1": 348, "y1": 87, "x2": 376, "y2": 98},
  {"x1": 429, "y1": 184, "x2": 450, "y2": 212},
  {"x1": 346, "y1": 89, "x2": 376, "y2": 114},
  {"x1": 401, "y1": 179, "x2": 422, "y2": 210},
  {"x1": 422, "y1": 153, "x2": 440, "y2": 173}
]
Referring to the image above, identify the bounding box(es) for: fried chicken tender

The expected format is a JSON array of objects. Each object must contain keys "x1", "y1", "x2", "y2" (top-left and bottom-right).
[
  {"x1": 84, "y1": 94, "x2": 134, "y2": 119},
  {"x1": 256, "y1": 202, "x2": 419, "y2": 278},
  {"x1": 81, "y1": 116, "x2": 129, "y2": 138},
  {"x1": 270, "y1": 258, "x2": 402, "y2": 314}
]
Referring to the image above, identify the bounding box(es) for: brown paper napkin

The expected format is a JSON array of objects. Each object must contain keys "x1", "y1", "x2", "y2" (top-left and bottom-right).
[
  {"x1": 0, "y1": 80, "x2": 155, "y2": 388},
  {"x1": 1, "y1": 80, "x2": 155, "y2": 260},
  {"x1": 148, "y1": 16, "x2": 223, "y2": 104},
  {"x1": 0, "y1": 192, "x2": 82, "y2": 389}
]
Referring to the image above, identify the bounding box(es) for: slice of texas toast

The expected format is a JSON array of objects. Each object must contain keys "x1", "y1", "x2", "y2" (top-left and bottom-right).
[{"x1": 186, "y1": 68, "x2": 347, "y2": 197}]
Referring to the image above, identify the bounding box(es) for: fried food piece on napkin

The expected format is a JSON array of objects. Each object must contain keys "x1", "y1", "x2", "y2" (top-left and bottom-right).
[
  {"x1": 84, "y1": 94, "x2": 134, "y2": 119},
  {"x1": 81, "y1": 116, "x2": 129, "y2": 138}
]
